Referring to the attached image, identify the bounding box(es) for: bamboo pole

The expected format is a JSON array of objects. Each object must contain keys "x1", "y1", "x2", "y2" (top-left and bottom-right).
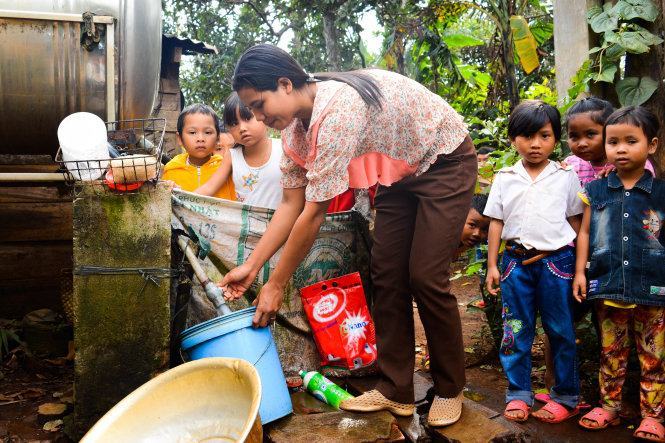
[{"x1": 0, "y1": 172, "x2": 67, "y2": 182}]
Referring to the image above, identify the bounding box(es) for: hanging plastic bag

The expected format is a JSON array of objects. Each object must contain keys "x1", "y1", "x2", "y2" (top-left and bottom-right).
[{"x1": 300, "y1": 272, "x2": 377, "y2": 370}]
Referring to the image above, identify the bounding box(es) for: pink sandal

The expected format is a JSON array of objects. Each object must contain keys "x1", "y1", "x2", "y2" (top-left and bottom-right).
[
  {"x1": 534, "y1": 400, "x2": 580, "y2": 424},
  {"x1": 535, "y1": 393, "x2": 591, "y2": 409},
  {"x1": 578, "y1": 407, "x2": 620, "y2": 430},
  {"x1": 634, "y1": 417, "x2": 665, "y2": 442},
  {"x1": 503, "y1": 399, "x2": 530, "y2": 422}
]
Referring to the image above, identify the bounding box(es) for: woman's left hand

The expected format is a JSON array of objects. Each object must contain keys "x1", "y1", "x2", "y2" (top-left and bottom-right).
[{"x1": 252, "y1": 281, "x2": 285, "y2": 328}]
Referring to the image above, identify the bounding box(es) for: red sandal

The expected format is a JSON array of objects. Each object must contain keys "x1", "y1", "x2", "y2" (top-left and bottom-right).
[
  {"x1": 535, "y1": 392, "x2": 591, "y2": 409},
  {"x1": 503, "y1": 399, "x2": 530, "y2": 422},
  {"x1": 533, "y1": 400, "x2": 580, "y2": 424}
]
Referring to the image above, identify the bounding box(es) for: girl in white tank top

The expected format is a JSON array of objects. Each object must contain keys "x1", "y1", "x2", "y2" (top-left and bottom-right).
[{"x1": 195, "y1": 92, "x2": 283, "y2": 209}]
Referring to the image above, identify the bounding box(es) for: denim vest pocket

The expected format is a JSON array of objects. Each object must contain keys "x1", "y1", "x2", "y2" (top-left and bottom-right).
[
  {"x1": 641, "y1": 249, "x2": 665, "y2": 294},
  {"x1": 588, "y1": 248, "x2": 612, "y2": 290}
]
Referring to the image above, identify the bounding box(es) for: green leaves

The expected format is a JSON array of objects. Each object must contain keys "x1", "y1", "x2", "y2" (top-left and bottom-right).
[
  {"x1": 614, "y1": 0, "x2": 660, "y2": 22},
  {"x1": 442, "y1": 33, "x2": 484, "y2": 49},
  {"x1": 605, "y1": 25, "x2": 663, "y2": 54},
  {"x1": 587, "y1": 4, "x2": 619, "y2": 34},
  {"x1": 589, "y1": 0, "x2": 660, "y2": 32},
  {"x1": 592, "y1": 63, "x2": 618, "y2": 83},
  {"x1": 529, "y1": 21, "x2": 554, "y2": 46},
  {"x1": 616, "y1": 76, "x2": 660, "y2": 106},
  {"x1": 572, "y1": 0, "x2": 663, "y2": 109}
]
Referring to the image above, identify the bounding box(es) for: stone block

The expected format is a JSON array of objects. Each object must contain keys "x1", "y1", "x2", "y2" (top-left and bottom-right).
[
  {"x1": 290, "y1": 391, "x2": 337, "y2": 415},
  {"x1": 72, "y1": 184, "x2": 171, "y2": 438},
  {"x1": 428, "y1": 399, "x2": 529, "y2": 443},
  {"x1": 266, "y1": 410, "x2": 403, "y2": 443}
]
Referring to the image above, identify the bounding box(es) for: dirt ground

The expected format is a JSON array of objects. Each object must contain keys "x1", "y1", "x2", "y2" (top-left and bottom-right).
[
  {"x1": 0, "y1": 259, "x2": 648, "y2": 442},
  {"x1": 0, "y1": 351, "x2": 73, "y2": 442}
]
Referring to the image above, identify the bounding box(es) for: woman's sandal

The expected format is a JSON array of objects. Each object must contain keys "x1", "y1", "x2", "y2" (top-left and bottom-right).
[
  {"x1": 578, "y1": 407, "x2": 620, "y2": 430},
  {"x1": 503, "y1": 399, "x2": 530, "y2": 422},
  {"x1": 533, "y1": 400, "x2": 580, "y2": 424},
  {"x1": 535, "y1": 393, "x2": 591, "y2": 409},
  {"x1": 633, "y1": 417, "x2": 665, "y2": 442}
]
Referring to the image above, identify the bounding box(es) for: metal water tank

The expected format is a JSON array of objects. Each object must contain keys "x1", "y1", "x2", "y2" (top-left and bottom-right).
[{"x1": 0, "y1": 0, "x2": 162, "y2": 155}]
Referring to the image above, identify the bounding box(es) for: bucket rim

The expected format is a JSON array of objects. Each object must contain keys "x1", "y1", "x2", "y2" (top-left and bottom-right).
[{"x1": 179, "y1": 306, "x2": 257, "y2": 351}]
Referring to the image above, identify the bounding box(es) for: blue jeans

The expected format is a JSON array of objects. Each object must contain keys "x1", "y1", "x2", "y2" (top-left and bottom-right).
[{"x1": 499, "y1": 247, "x2": 579, "y2": 408}]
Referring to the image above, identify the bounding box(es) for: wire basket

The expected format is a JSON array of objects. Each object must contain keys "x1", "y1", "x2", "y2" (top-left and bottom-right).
[{"x1": 55, "y1": 118, "x2": 166, "y2": 195}]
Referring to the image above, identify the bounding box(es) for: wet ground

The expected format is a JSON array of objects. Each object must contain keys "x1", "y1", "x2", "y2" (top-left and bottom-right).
[{"x1": 0, "y1": 261, "x2": 647, "y2": 442}]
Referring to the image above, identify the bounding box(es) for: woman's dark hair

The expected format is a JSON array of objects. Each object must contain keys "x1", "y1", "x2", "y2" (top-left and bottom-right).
[
  {"x1": 565, "y1": 96, "x2": 614, "y2": 126},
  {"x1": 223, "y1": 92, "x2": 254, "y2": 127},
  {"x1": 604, "y1": 105, "x2": 660, "y2": 142},
  {"x1": 232, "y1": 44, "x2": 384, "y2": 109},
  {"x1": 508, "y1": 100, "x2": 562, "y2": 141},
  {"x1": 177, "y1": 103, "x2": 221, "y2": 135},
  {"x1": 471, "y1": 194, "x2": 489, "y2": 215}
]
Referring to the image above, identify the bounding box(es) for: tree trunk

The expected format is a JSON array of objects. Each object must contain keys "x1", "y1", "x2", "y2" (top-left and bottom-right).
[
  {"x1": 495, "y1": 0, "x2": 519, "y2": 109},
  {"x1": 322, "y1": 10, "x2": 342, "y2": 71},
  {"x1": 500, "y1": 26, "x2": 519, "y2": 109},
  {"x1": 623, "y1": 0, "x2": 665, "y2": 175}
]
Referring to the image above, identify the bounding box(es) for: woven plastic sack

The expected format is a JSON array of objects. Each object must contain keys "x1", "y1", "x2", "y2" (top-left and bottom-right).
[{"x1": 171, "y1": 189, "x2": 373, "y2": 379}]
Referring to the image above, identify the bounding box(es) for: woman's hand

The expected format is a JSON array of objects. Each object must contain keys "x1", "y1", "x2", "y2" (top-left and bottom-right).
[
  {"x1": 572, "y1": 273, "x2": 587, "y2": 303},
  {"x1": 485, "y1": 266, "x2": 501, "y2": 296},
  {"x1": 220, "y1": 263, "x2": 258, "y2": 300},
  {"x1": 252, "y1": 281, "x2": 285, "y2": 328}
]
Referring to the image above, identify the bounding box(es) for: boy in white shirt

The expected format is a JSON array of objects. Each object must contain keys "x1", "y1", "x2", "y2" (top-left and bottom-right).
[{"x1": 484, "y1": 100, "x2": 584, "y2": 424}]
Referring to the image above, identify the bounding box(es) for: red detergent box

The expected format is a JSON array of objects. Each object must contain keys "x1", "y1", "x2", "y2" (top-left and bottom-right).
[{"x1": 300, "y1": 272, "x2": 377, "y2": 370}]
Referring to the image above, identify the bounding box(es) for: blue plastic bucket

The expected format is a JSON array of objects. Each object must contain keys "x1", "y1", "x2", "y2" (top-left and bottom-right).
[{"x1": 180, "y1": 307, "x2": 293, "y2": 424}]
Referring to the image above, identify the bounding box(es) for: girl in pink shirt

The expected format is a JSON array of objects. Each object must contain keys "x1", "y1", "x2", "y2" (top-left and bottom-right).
[
  {"x1": 220, "y1": 44, "x2": 477, "y2": 426},
  {"x1": 565, "y1": 97, "x2": 655, "y2": 184}
]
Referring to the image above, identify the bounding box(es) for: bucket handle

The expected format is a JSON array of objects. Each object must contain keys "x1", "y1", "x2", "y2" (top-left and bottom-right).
[{"x1": 252, "y1": 330, "x2": 273, "y2": 366}]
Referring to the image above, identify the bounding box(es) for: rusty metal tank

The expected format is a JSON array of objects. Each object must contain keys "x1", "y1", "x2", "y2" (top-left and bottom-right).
[{"x1": 0, "y1": 1, "x2": 162, "y2": 155}]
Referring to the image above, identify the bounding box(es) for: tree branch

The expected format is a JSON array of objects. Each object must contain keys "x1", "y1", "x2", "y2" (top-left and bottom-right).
[{"x1": 226, "y1": 0, "x2": 292, "y2": 39}]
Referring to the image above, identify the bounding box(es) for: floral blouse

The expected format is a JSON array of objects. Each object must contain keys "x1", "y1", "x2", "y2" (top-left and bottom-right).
[{"x1": 280, "y1": 69, "x2": 468, "y2": 202}]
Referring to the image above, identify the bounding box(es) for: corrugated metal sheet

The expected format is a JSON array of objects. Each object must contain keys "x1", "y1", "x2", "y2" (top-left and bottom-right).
[{"x1": 163, "y1": 34, "x2": 218, "y2": 55}]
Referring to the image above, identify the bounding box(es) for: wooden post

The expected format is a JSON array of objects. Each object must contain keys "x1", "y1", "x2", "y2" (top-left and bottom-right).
[{"x1": 553, "y1": 0, "x2": 600, "y2": 105}]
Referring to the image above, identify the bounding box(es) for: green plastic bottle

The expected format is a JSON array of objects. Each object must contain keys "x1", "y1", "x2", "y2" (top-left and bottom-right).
[{"x1": 299, "y1": 370, "x2": 354, "y2": 409}]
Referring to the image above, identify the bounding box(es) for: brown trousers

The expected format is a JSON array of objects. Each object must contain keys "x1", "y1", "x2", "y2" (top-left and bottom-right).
[{"x1": 372, "y1": 136, "x2": 477, "y2": 403}]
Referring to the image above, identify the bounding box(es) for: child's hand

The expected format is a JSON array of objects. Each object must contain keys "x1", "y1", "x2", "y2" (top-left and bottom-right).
[
  {"x1": 163, "y1": 180, "x2": 180, "y2": 191},
  {"x1": 572, "y1": 273, "x2": 587, "y2": 302},
  {"x1": 596, "y1": 164, "x2": 615, "y2": 178},
  {"x1": 485, "y1": 267, "x2": 501, "y2": 296}
]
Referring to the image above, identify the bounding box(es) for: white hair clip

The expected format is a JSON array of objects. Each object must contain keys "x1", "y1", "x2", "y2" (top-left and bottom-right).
[{"x1": 304, "y1": 71, "x2": 317, "y2": 82}]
